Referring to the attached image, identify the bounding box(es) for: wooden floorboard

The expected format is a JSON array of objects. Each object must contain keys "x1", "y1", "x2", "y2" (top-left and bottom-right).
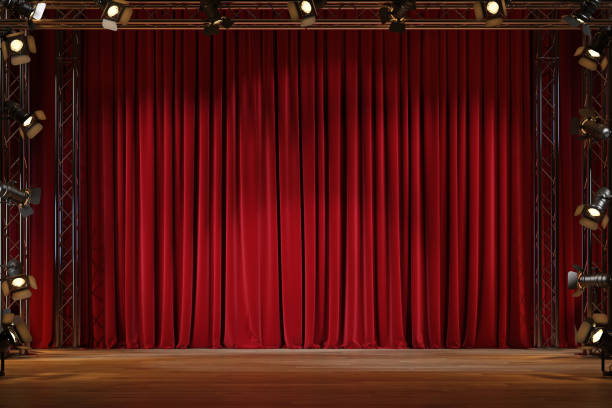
[{"x1": 2, "y1": 349, "x2": 611, "y2": 407}]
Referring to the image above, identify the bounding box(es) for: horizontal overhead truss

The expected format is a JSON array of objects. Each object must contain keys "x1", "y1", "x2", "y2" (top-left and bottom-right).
[{"x1": 5, "y1": 0, "x2": 612, "y2": 30}]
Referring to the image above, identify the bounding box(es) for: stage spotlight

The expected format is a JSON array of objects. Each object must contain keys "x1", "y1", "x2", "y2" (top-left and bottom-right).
[
  {"x1": 571, "y1": 108, "x2": 611, "y2": 140},
  {"x1": 1, "y1": 260, "x2": 37, "y2": 301},
  {"x1": 576, "y1": 313, "x2": 608, "y2": 345},
  {"x1": 288, "y1": 1, "x2": 326, "y2": 27},
  {"x1": 2, "y1": 100, "x2": 46, "y2": 139},
  {"x1": 379, "y1": 0, "x2": 415, "y2": 32},
  {"x1": 1, "y1": 31, "x2": 36, "y2": 66},
  {"x1": 473, "y1": 0, "x2": 507, "y2": 27},
  {"x1": 574, "y1": 187, "x2": 612, "y2": 230},
  {"x1": 0, "y1": 183, "x2": 41, "y2": 217},
  {"x1": 568, "y1": 265, "x2": 612, "y2": 298},
  {"x1": 200, "y1": 0, "x2": 233, "y2": 35},
  {"x1": 96, "y1": 0, "x2": 132, "y2": 31},
  {"x1": 563, "y1": 0, "x2": 601, "y2": 29},
  {"x1": 574, "y1": 29, "x2": 612, "y2": 72},
  {"x1": 0, "y1": 0, "x2": 45, "y2": 20}
]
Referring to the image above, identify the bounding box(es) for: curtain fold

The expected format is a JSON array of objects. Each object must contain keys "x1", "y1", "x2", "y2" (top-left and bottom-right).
[{"x1": 76, "y1": 29, "x2": 533, "y2": 348}]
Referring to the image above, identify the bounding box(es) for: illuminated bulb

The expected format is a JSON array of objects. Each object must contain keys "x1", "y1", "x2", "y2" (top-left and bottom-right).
[
  {"x1": 9, "y1": 39, "x2": 23, "y2": 53},
  {"x1": 588, "y1": 207, "x2": 601, "y2": 218},
  {"x1": 486, "y1": 1, "x2": 500, "y2": 15},
  {"x1": 300, "y1": 1, "x2": 313, "y2": 14},
  {"x1": 588, "y1": 49, "x2": 601, "y2": 58},
  {"x1": 107, "y1": 5, "x2": 120, "y2": 18},
  {"x1": 11, "y1": 277, "x2": 26, "y2": 288},
  {"x1": 592, "y1": 328, "x2": 604, "y2": 343},
  {"x1": 22, "y1": 116, "x2": 32, "y2": 127}
]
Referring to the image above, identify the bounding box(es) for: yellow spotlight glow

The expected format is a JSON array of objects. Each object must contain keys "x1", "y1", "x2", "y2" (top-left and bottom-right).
[
  {"x1": 486, "y1": 1, "x2": 500, "y2": 15},
  {"x1": 9, "y1": 39, "x2": 23, "y2": 53}
]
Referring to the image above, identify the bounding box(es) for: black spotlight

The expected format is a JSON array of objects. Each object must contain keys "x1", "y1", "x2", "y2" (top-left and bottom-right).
[
  {"x1": 0, "y1": 0, "x2": 45, "y2": 20},
  {"x1": 201, "y1": 0, "x2": 233, "y2": 36},
  {"x1": 568, "y1": 265, "x2": 612, "y2": 298},
  {"x1": 2, "y1": 100, "x2": 46, "y2": 139},
  {"x1": 563, "y1": 0, "x2": 601, "y2": 29},
  {"x1": 575, "y1": 313, "x2": 608, "y2": 345},
  {"x1": 1, "y1": 260, "x2": 37, "y2": 301},
  {"x1": 288, "y1": 1, "x2": 326, "y2": 28},
  {"x1": 96, "y1": 0, "x2": 132, "y2": 31},
  {"x1": 473, "y1": 0, "x2": 507, "y2": 27},
  {"x1": 1, "y1": 31, "x2": 36, "y2": 66},
  {"x1": 0, "y1": 183, "x2": 41, "y2": 217},
  {"x1": 379, "y1": 0, "x2": 415, "y2": 32},
  {"x1": 571, "y1": 108, "x2": 611, "y2": 140},
  {"x1": 575, "y1": 187, "x2": 612, "y2": 231},
  {"x1": 574, "y1": 28, "x2": 612, "y2": 72}
]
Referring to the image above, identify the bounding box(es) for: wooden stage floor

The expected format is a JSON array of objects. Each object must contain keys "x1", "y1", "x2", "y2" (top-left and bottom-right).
[{"x1": 2, "y1": 349, "x2": 611, "y2": 407}]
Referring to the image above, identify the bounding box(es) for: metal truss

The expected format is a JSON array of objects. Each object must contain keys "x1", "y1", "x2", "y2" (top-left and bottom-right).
[
  {"x1": 0, "y1": 5, "x2": 31, "y2": 334},
  {"x1": 0, "y1": 1, "x2": 606, "y2": 30},
  {"x1": 581, "y1": 39, "x2": 611, "y2": 325},
  {"x1": 534, "y1": 28, "x2": 560, "y2": 348},
  {"x1": 54, "y1": 27, "x2": 81, "y2": 348}
]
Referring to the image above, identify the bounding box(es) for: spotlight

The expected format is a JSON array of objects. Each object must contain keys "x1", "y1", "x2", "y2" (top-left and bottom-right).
[
  {"x1": 96, "y1": 0, "x2": 132, "y2": 31},
  {"x1": 0, "y1": 183, "x2": 41, "y2": 217},
  {"x1": 379, "y1": 0, "x2": 415, "y2": 32},
  {"x1": 288, "y1": 1, "x2": 326, "y2": 28},
  {"x1": 574, "y1": 29, "x2": 612, "y2": 72},
  {"x1": 2, "y1": 100, "x2": 46, "y2": 139},
  {"x1": 0, "y1": 0, "x2": 45, "y2": 20},
  {"x1": 575, "y1": 187, "x2": 612, "y2": 231},
  {"x1": 568, "y1": 265, "x2": 612, "y2": 298},
  {"x1": 1, "y1": 260, "x2": 37, "y2": 301},
  {"x1": 473, "y1": 0, "x2": 507, "y2": 27},
  {"x1": 575, "y1": 313, "x2": 608, "y2": 345},
  {"x1": 1, "y1": 31, "x2": 36, "y2": 66},
  {"x1": 563, "y1": 0, "x2": 601, "y2": 29},
  {"x1": 571, "y1": 108, "x2": 611, "y2": 140},
  {"x1": 200, "y1": 0, "x2": 233, "y2": 35}
]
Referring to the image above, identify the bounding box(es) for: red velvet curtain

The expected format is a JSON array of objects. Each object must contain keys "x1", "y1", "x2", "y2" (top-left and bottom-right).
[{"x1": 67, "y1": 29, "x2": 534, "y2": 349}]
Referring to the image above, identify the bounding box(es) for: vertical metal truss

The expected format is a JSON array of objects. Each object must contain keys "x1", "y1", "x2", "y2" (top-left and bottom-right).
[
  {"x1": 54, "y1": 29, "x2": 81, "y2": 347},
  {"x1": 534, "y1": 29, "x2": 560, "y2": 347},
  {"x1": 0, "y1": 28, "x2": 31, "y2": 325},
  {"x1": 581, "y1": 33, "x2": 610, "y2": 324}
]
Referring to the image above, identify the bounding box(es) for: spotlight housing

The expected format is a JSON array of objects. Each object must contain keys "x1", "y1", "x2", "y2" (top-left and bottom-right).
[
  {"x1": 288, "y1": 1, "x2": 326, "y2": 28},
  {"x1": 473, "y1": 0, "x2": 507, "y2": 27},
  {"x1": 575, "y1": 187, "x2": 612, "y2": 231},
  {"x1": 574, "y1": 28, "x2": 612, "y2": 72},
  {"x1": 576, "y1": 313, "x2": 609, "y2": 345},
  {"x1": 1, "y1": 31, "x2": 36, "y2": 66},
  {"x1": 563, "y1": 0, "x2": 601, "y2": 29},
  {"x1": 0, "y1": 0, "x2": 45, "y2": 20},
  {"x1": 2, "y1": 100, "x2": 46, "y2": 139},
  {"x1": 568, "y1": 265, "x2": 612, "y2": 298},
  {"x1": 1, "y1": 260, "x2": 36, "y2": 301},
  {"x1": 591, "y1": 328, "x2": 612, "y2": 355},
  {"x1": 379, "y1": 0, "x2": 416, "y2": 32},
  {"x1": 200, "y1": 0, "x2": 233, "y2": 35},
  {"x1": 571, "y1": 108, "x2": 611, "y2": 140},
  {"x1": 96, "y1": 0, "x2": 132, "y2": 31},
  {"x1": 0, "y1": 183, "x2": 41, "y2": 217}
]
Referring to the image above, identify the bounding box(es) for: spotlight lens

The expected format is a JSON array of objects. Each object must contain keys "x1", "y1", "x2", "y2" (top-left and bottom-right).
[
  {"x1": 587, "y1": 207, "x2": 601, "y2": 218},
  {"x1": 300, "y1": 1, "x2": 313, "y2": 14},
  {"x1": 22, "y1": 116, "x2": 33, "y2": 127},
  {"x1": 588, "y1": 49, "x2": 601, "y2": 58},
  {"x1": 592, "y1": 328, "x2": 604, "y2": 343},
  {"x1": 9, "y1": 39, "x2": 24, "y2": 53},
  {"x1": 107, "y1": 5, "x2": 120, "y2": 18},
  {"x1": 11, "y1": 277, "x2": 26, "y2": 288},
  {"x1": 486, "y1": 1, "x2": 500, "y2": 15}
]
